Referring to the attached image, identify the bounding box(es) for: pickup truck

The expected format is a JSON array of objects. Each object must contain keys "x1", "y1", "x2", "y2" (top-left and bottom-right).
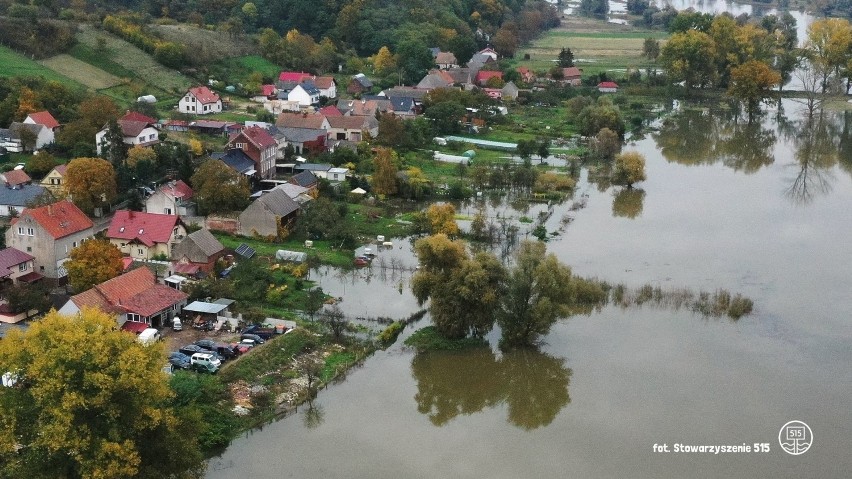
[{"x1": 242, "y1": 325, "x2": 276, "y2": 340}]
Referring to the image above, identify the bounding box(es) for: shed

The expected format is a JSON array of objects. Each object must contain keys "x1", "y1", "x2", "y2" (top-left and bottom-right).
[{"x1": 275, "y1": 250, "x2": 308, "y2": 262}]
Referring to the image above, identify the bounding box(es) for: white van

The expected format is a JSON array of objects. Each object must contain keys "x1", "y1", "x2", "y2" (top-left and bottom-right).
[
  {"x1": 190, "y1": 353, "x2": 221, "y2": 373},
  {"x1": 172, "y1": 317, "x2": 183, "y2": 331},
  {"x1": 137, "y1": 328, "x2": 161, "y2": 345}
]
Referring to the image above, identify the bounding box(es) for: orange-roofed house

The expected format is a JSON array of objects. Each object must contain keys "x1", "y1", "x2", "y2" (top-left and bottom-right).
[
  {"x1": 4, "y1": 200, "x2": 95, "y2": 278},
  {"x1": 24, "y1": 111, "x2": 60, "y2": 131},
  {"x1": 58, "y1": 266, "x2": 188, "y2": 327},
  {"x1": 107, "y1": 210, "x2": 186, "y2": 261},
  {"x1": 475, "y1": 70, "x2": 503, "y2": 86},
  {"x1": 179, "y1": 86, "x2": 223, "y2": 115},
  {"x1": 145, "y1": 180, "x2": 196, "y2": 216},
  {"x1": 226, "y1": 125, "x2": 278, "y2": 179},
  {"x1": 313, "y1": 76, "x2": 337, "y2": 99}
]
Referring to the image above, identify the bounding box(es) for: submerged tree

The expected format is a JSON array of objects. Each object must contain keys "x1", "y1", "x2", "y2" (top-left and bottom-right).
[{"x1": 611, "y1": 151, "x2": 647, "y2": 188}]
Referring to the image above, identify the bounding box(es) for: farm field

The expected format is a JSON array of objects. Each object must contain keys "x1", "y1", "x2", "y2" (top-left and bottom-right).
[
  {"x1": 40, "y1": 54, "x2": 123, "y2": 90},
  {"x1": 152, "y1": 24, "x2": 256, "y2": 64},
  {"x1": 0, "y1": 45, "x2": 81, "y2": 86}
]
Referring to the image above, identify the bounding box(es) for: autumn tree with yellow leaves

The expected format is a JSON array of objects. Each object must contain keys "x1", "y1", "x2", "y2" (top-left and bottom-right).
[
  {"x1": 65, "y1": 157, "x2": 117, "y2": 215},
  {"x1": 0, "y1": 308, "x2": 204, "y2": 479},
  {"x1": 65, "y1": 239, "x2": 124, "y2": 292}
]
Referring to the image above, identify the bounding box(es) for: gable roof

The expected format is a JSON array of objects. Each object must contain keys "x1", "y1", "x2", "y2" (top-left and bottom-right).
[
  {"x1": 475, "y1": 70, "x2": 503, "y2": 84},
  {"x1": 319, "y1": 105, "x2": 342, "y2": 117},
  {"x1": 327, "y1": 115, "x2": 378, "y2": 131},
  {"x1": 279, "y1": 71, "x2": 313, "y2": 83},
  {"x1": 158, "y1": 180, "x2": 194, "y2": 200},
  {"x1": 314, "y1": 76, "x2": 335, "y2": 89},
  {"x1": 107, "y1": 210, "x2": 181, "y2": 247},
  {"x1": 173, "y1": 228, "x2": 224, "y2": 263},
  {"x1": 276, "y1": 112, "x2": 328, "y2": 130},
  {"x1": 260, "y1": 84, "x2": 276, "y2": 96},
  {"x1": 52, "y1": 164, "x2": 67, "y2": 176},
  {"x1": 187, "y1": 229, "x2": 224, "y2": 256},
  {"x1": 254, "y1": 188, "x2": 300, "y2": 217},
  {"x1": 382, "y1": 87, "x2": 429, "y2": 100},
  {"x1": 70, "y1": 267, "x2": 187, "y2": 317},
  {"x1": 188, "y1": 86, "x2": 221, "y2": 104},
  {"x1": 0, "y1": 184, "x2": 47, "y2": 208},
  {"x1": 435, "y1": 52, "x2": 458, "y2": 65},
  {"x1": 598, "y1": 81, "x2": 619, "y2": 89},
  {"x1": 295, "y1": 82, "x2": 320, "y2": 96},
  {"x1": 0, "y1": 247, "x2": 34, "y2": 278},
  {"x1": 290, "y1": 170, "x2": 318, "y2": 187},
  {"x1": 275, "y1": 127, "x2": 326, "y2": 144},
  {"x1": 295, "y1": 163, "x2": 332, "y2": 172},
  {"x1": 10, "y1": 122, "x2": 45, "y2": 138},
  {"x1": 16, "y1": 200, "x2": 92, "y2": 239},
  {"x1": 231, "y1": 125, "x2": 277, "y2": 150},
  {"x1": 273, "y1": 183, "x2": 309, "y2": 200},
  {"x1": 390, "y1": 97, "x2": 415, "y2": 113},
  {"x1": 212, "y1": 150, "x2": 256, "y2": 175},
  {"x1": 349, "y1": 99, "x2": 392, "y2": 116},
  {"x1": 26, "y1": 111, "x2": 60, "y2": 129},
  {"x1": 351, "y1": 73, "x2": 372, "y2": 88},
  {"x1": 1, "y1": 170, "x2": 31, "y2": 186},
  {"x1": 562, "y1": 67, "x2": 583, "y2": 79}
]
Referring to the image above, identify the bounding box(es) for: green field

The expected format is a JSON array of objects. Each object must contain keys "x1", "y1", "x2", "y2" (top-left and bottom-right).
[
  {"x1": 0, "y1": 45, "x2": 81, "y2": 86},
  {"x1": 40, "y1": 54, "x2": 123, "y2": 90},
  {"x1": 68, "y1": 43, "x2": 137, "y2": 79}
]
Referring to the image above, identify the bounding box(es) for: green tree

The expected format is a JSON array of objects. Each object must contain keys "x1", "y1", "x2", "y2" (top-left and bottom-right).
[
  {"x1": 516, "y1": 139, "x2": 536, "y2": 160},
  {"x1": 65, "y1": 157, "x2": 117, "y2": 215},
  {"x1": 557, "y1": 47, "x2": 575, "y2": 67},
  {"x1": 65, "y1": 239, "x2": 124, "y2": 292},
  {"x1": 536, "y1": 139, "x2": 550, "y2": 162},
  {"x1": 4, "y1": 283, "x2": 50, "y2": 317},
  {"x1": 424, "y1": 101, "x2": 465, "y2": 135},
  {"x1": 370, "y1": 148, "x2": 398, "y2": 196},
  {"x1": 190, "y1": 160, "x2": 250, "y2": 214},
  {"x1": 397, "y1": 37, "x2": 434, "y2": 85},
  {"x1": 659, "y1": 29, "x2": 717, "y2": 90},
  {"x1": 319, "y1": 304, "x2": 348, "y2": 341},
  {"x1": 728, "y1": 60, "x2": 782, "y2": 122},
  {"x1": 592, "y1": 127, "x2": 621, "y2": 160},
  {"x1": 0, "y1": 308, "x2": 204, "y2": 479},
  {"x1": 493, "y1": 23, "x2": 519, "y2": 57},
  {"x1": 99, "y1": 119, "x2": 127, "y2": 166},
  {"x1": 576, "y1": 97, "x2": 626, "y2": 137},
  {"x1": 579, "y1": 0, "x2": 608, "y2": 18},
  {"x1": 643, "y1": 37, "x2": 660, "y2": 61},
  {"x1": 498, "y1": 240, "x2": 605, "y2": 348},
  {"x1": 412, "y1": 234, "x2": 505, "y2": 339},
  {"x1": 612, "y1": 151, "x2": 647, "y2": 188}
]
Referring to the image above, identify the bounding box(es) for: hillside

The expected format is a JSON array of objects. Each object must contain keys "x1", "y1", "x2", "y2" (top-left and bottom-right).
[{"x1": 0, "y1": 45, "x2": 82, "y2": 88}]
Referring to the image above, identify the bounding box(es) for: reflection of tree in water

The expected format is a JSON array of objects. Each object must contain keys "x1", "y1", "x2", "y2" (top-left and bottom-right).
[
  {"x1": 654, "y1": 108, "x2": 776, "y2": 173},
  {"x1": 411, "y1": 348, "x2": 571, "y2": 430},
  {"x1": 303, "y1": 402, "x2": 325, "y2": 429},
  {"x1": 785, "y1": 113, "x2": 839, "y2": 205},
  {"x1": 611, "y1": 188, "x2": 645, "y2": 219}
]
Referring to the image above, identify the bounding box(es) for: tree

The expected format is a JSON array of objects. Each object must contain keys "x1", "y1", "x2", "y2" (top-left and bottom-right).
[
  {"x1": 592, "y1": 127, "x2": 621, "y2": 160},
  {"x1": 99, "y1": 119, "x2": 127, "y2": 166},
  {"x1": 557, "y1": 47, "x2": 575, "y2": 67},
  {"x1": 493, "y1": 23, "x2": 519, "y2": 58},
  {"x1": 425, "y1": 203, "x2": 460, "y2": 237},
  {"x1": 516, "y1": 139, "x2": 536, "y2": 160},
  {"x1": 659, "y1": 30, "x2": 717, "y2": 90},
  {"x1": 612, "y1": 151, "x2": 647, "y2": 187},
  {"x1": 806, "y1": 18, "x2": 852, "y2": 91},
  {"x1": 305, "y1": 287, "x2": 326, "y2": 320},
  {"x1": 627, "y1": 0, "x2": 650, "y2": 15},
  {"x1": 0, "y1": 308, "x2": 204, "y2": 478},
  {"x1": 4, "y1": 283, "x2": 50, "y2": 317},
  {"x1": 126, "y1": 145, "x2": 157, "y2": 167},
  {"x1": 319, "y1": 305, "x2": 348, "y2": 341},
  {"x1": 578, "y1": 0, "x2": 609, "y2": 18},
  {"x1": 412, "y1": 234, "x2": 505, "y2": 339},
  {"x1": 498, "y1": 240, "x2": 604, "y2": 348},
  {"x1": 65, "y1": 157, "x2": 117, "y2": 215},
  {"x1": 397, "y1": 37, "x2": 434, "y2": 85},
  {"x1": 612, "y1": 187, "x2": 645, "y2": 218},
  {"x1": 372, "y1": 46, "x2": 397, "y2": 77},
  {"x1": 643, "y1": 37, "x2": 660, "y2": 61},
  {"x1": 448, "y1": 35, "x2": 477, "y2": 67},
  {"x1": 728, "y1": 60, "x2": 782, "y2": 122},
  {"x1": 371, "y1": 148, "x2": 398, "y2": 196},
  {"x1": 424, "y1": 101, "x2": 465, "y2": 135},
  {"x1": 190, "y1": 160, "x2": 250, "y2": 215},
  {"x1": 576, "y1": 97, "x2": 626, "y2": 137},
  {"x1": 536, "y1": 139, "x2": 550, "y2": 163},
  {"x1": 26, "y1": 151, "x2": 57, "y2": 179},
  {"x1": 65, "y1": 239, "x2": 124, "y2": 292}
]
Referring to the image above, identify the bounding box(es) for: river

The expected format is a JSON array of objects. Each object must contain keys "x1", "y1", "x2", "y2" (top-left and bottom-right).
[{"x1": 207, "y1": 101, "x2": 852, "y2": 477}]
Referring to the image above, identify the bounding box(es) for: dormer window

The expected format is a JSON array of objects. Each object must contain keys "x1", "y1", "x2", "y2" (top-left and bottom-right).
[
  {"x1": 138, "y1": 229, "x2": 144, "y2": 234},
  {"x1": 119, "y1": 227, "x2": 125, "y2": 233}
]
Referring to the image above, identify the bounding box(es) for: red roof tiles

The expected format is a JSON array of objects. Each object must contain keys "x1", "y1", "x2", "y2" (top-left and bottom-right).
[
  {"x1": 158, "y1": 180, "x2": 193, "y2": 200},
  {"x1": 279, "y1": 71, "x2": 313, "y2": 82},
  {"x1": 0, "y1": 247, "x2": 34, "y2": 278},
  {"x1": 260, "y1": 84, "x2": 276, "y2": 96},
  {"x1": 188, "y1": 86, "x2": 221, "y2": 104},
  {"x1": 26, "y1": 111, "x2": 60, "y2": 129},
  {"x1": 108, "y1": 211, "x2": 180, "y2": 247},
  {"x1": 475, "y1": 70, "x2": 504, "y2": 85},
  {"x1": 598, "y1": 81, "x2": 619, "y2": 89},
  {"x1": 319, "y1": 106, "x2": 342, "y2": 117},
  {"x1": 71, "y1": 267, "x2": 188, "y2": 317},
  {"x1": 19, "y1": 200, "x2": 93, "y2": 239},
  {"x1": 276, "y1": 112, "x2": 328, "y2": 130},
  {"x1": 2, "y1": 170, "x2": 31, "y2": 186},
  {"x1": 235, "y1": 125, "x2": 277, "y2": 150},
  {"x1": 313, "y1": 76, "x2": 335, "y2": 89}
]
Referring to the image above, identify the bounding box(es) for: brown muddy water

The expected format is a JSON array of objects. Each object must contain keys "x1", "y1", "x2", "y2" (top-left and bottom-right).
[{"x1": 207, "y1": 102, "x2": 852, "y2": 478}]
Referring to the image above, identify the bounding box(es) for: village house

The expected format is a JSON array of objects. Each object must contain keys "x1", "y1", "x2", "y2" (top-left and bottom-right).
[
  {"x1": 598, "y1": 81, "x2": 619, "y2": 93},
  {"x1": 289, "y1": 170, "x2": 318, "y2": 191},
  {"x1": 5, "y1": 200, "x2": 95, "y2": 278},
  {"x1": 273, "y1": 127, "x2": 327, "y2": 157},
  {"x1": 145, "y1": 180, "x2": 195, "y2": 216},
  {"x1": 7, "y1": 122, "x2": 53, "y2": 151},
  {"x1": 95, "y1": 111, "x2": 159, "y2": 155},
  {"x1": 0, "y1": 247, "x2": 37, "y2": 288},
  {"x1": 226, "y1": 125, "x2": 278, "y2": 179},
  {"x1": 501, "y1": 81, "x2": 519, "y2": 100},
  {"x1": 314, "y1": 76, "x2": 337, "y2": 99},
  {"x1": 179, "y1": 86, "x2": 222, "y2": 115},
  {"x1": 0, "y1": 183, "x2": 48, "y2": 217},
  {"x1": 1, "y1": 169, "x2": 31, "y2": 187},
  {"x1": 560, "y1": 67, "x2": 583, "y2": 86},
  {"x1": 516, "y1": 66, "x2": 536, "y2": 84},
  {"x1": 347, "y1": 73, "x2": 373, "y2": 95},
  {"x1": 171, "y1": 228, "x2": 225, "y2": 274},
  {"x1": 24, "y1": 111, "x2": 60, "y2": 133},
  {"x1": 327, "y1": 167, "x2": 349, "y2": 182},
  {"x1": 212, "y1": 150, "x2": 257, "y2": 180},
  {"x1": 276, "y1": 112, "x2": 331, "y2": 131},
  {"x1": 39, "y1": 164, "x2": 67, "y2": 196},
  {"x1": 435, "y1": 51, "x2": 459, "y2": 70},
  {"x1": 347, "y1": 98, "x2": 393, "y2": 117},
  {"x1": 483, "y1": 88, "x2": 503, "y2": 100},
  {"x1": 252, "y1": 84, "x2": 277, "y2": 103},
  {"x1": 288, "y1": 83, "x2": 321, "y2": 107},
  {"x1": 326, "y1": 115, "x2": 379, "y2": 142},
  {"x1": 107, "y1": 210, "x2": 186, "y2": 260},
  {"x1": 475, "y1": 70, "x2": 504, "y2": 87},
  {"x1": 238, "y1": 188, "x2": 300, "y2": 238},
  {"x1": 58, "y1": 266, "x2": 187, "y2": 328},
  {"x1": 294, "y1": 163, "x2": 332, "y2": 179},
  {"x1": 272, "y1": 183, "x2": 313, "y2": 204},
  {"x1": 417, "y1": 70, "x2": 455, "y2": 90}
]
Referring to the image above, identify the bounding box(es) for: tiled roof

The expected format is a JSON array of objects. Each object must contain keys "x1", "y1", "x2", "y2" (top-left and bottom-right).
[
  {"x1": 319, "y1": 106, "x2": 342, "y2": 116},
  {"x1": 2, "y1": 170, "x2": 31, "y2": 186},
  {"x1": 188, "y1": 86, "x2": 221, "y2": 104},
  {"x1": 314, "y1": 76, "x2": 335, "y2": 89},
  {"x1": 417, "y1": 71, "x2": 453, "y2": 90},
  {"x1": 562, "y1": 67, "x2": 582, "y2": 78},
  {"x1": 351, "y1": 73, "x2": 372, "y2": 88},
  {"x1": 327, "y1": 115, "x2": 377, "y2": 130},
  {"x1": 255, "y1": 189, "x2": 300, "y2": 217},
  {"x1": 278, "y1": 71, "x2": 313, "y2": 82},
  {"x1": 212, "y1": 151, "x2": 255, "y2": 175},
  {"x1": 0, "y1": 247, "x2": 34, "y2": 278},
  {"x1": 276, "y1": 112, "x2": 328, "y2": 130},
  {"x1": 234, "y1": 126, "x2": 277, "y2": 150},
  {"x1": 70, "y1": 288, "x2": 121, "y2": 315},
  {"x1": 107, "y1": 210, "x2": 180, "y2": 246},
  {"x1": 0, "y1": 184, "x2": 46, "y2": 208},
  {"x1": 54, "y1": 164, "x2": 67, "y2": 175},
  {"x1": 118, "y1": 120, "x2": 153, "y2": 137},
  {"x1": 71, "y1": 267, "x2": 187, "y2": 317},
  {"x1": 475, "y1": 70, "x2": 503, "y2": 84},
  {"x1": 260, "y1": 84, "x2": 276, "y2": 96},
  {"x1": 122, "y1": 283, "x2": 187, "y2": 317},
  {"x1": 26, "y1": 111, "x2": 60, "y2": 129},
  {"x1": 276, "y1": 127, "x2": 326, "y2": 144},
  {"x1": 158, "y1": 180, "x2": 193, "y2": 200},
  {"x1": 10, "y1": 122, "x2": 45, "y2": 138},
  {"x1": 435, "y1": 52, "x2": 458, "y2": 65},
  {"x1": 121, "y1": 111, "x2": 157, "y2": 124},
  {"x1": 184, "y1": 229, "x2": 224, "y2": 258},
  {"x1": 273, "y1": 183, "x2": 309, "y2": 199},
  {"x1": 598, "y1": 81, "x2": 619, "y2": 88},
  {"x1": 18, "y1": 200, "x2": 93, "y2": 239},
  {"x1": 382, "y1": 87, "x2": 428, "y2": 99}
]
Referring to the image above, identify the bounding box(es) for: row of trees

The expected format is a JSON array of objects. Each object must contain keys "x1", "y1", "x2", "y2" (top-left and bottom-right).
[{"x1": 412, "y1": 234, "x2": 607, "y2": 348}]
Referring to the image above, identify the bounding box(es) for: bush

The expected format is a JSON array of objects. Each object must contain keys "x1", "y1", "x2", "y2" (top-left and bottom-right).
[
  {"x1": 403, "y1": 326, "x2": 488, "y2": 351},
  {"x1": 377, "y1": 321, "x2": 405, "y2": 345}
]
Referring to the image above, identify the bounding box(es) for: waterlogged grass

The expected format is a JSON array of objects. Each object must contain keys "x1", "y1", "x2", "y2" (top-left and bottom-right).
[
  {"x1": 610, "y1": 284, "x2": 754, "y2": 320},
  {"x1": 404, "y1": 326, "x2": 488, "y2": 351},
  {"x1": 321, "y1": 351, "x2": 358, "y2": 382}
]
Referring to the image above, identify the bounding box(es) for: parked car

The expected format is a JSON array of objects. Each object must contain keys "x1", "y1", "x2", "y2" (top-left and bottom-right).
[
  {"x1": 172, "y1": 317, "x2": 183, "y2": 331},
  {"x1": 240, "y1": 333, "x2": 265, "y2": 344},
  {"x1": 178, "y1": 344, "x2": 224, "y2": 361},
  {"x1": 232, "y1": 339, "x2": 256, "y2": 354},
  {"x1": 195, "y1": 339, "x2": 237, "y2": 359},
  {"x1": 137, "y1": 328, "x2": 161, "y2": 345},
  {"x1": 242, "y1": 325, "x2": 275, "y2": 340},
  {"x1": 190, "y1": 353, "x2": 221, "y2": 373},
  {"x1": 168, "y1": 352, "x2": 191, "y2": 370}
]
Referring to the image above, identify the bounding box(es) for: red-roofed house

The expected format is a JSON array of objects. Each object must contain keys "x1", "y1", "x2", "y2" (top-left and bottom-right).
[
  {"x1": 314, "y1": 76, "x2": 337, "y2": 99},
  {"x1": 4, "y1": 200, "x2": 95, "y2": 278},
  {"x1": 226, "y1": 126, "x2": 278, "y2": 179},
  {"x1": 516, "y1": 67, "x2": 536, "y2": 83},
  {"x1": 319, "y1": 105, "x2": 342, "y2": 117},
  {"x1": 475, "y1": 70, "x2": 504, "y2": 86},
  {"x1": 435, "y1": 51, "x2": 459, "y2": 70},
  {"x1": 39, "y1": 164, "x2": 67, "y2": 196},
  {"x1": 95, "y1": 111, "x2": 159, "y2": 155},
  {"x1": 0, "y1": 247, "x2": 36, "y2": 287},
  {"x1": 598, "y1": 81, "x2": 619, "y2": 93},
  {"x1": 483, "y1": 88, "x2": 503, "y2": 99},
  {"x1": 1, "y1": 170, "x2": 31, "y2": 187},
  {"x1": 58, "y1": 267, "x2": 188, "y2": 327},
  {"x1": 179, "y1": 86, "x2": 223, "y2": 115},
  {"x1": 145, "y1": 180, "x2": 196, "y2": 216},
  {"x1": 24, "y1": 111, "x2": 60, "y2": 131},
  {"x1": 107, "y1": 210, "x2": 186, "y2": 260},
  {"x1": 278, "y1": 71, "x2": 314, "y2": 83},
  {"x1": 560, "y1": 67, "x2": 583, "y2": 86}
]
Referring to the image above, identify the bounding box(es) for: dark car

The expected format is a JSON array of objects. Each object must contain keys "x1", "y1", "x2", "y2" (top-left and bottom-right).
[
  {"x1": 240, "y1": 333, "x2": 265, "y2": 344},
  {"x1": 178, "y1": 344, "x2": 225, "y2": 361},
  {"x1": 195, "y1": 339, "x2": 238, "y2": 359},
  {"x1": 242, "y1": 326, "x2": 275, "y2": 340},
  {"x1": 168, "y1": 352, "x2": 191, "y2": 370}
]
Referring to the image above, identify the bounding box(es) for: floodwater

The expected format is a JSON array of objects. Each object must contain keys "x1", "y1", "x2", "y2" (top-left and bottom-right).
[{"x1": 208, "y1": 101, "x2": 852, "y2": 478}]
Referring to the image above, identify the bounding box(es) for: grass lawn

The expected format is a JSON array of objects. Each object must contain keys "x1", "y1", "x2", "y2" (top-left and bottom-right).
[
  {"x1": 218, "y1": 55, "x2": 281, "y2": 80},
  {"x1": 0, "y1": 46, "x2": 82, "y2": 87},
  {"x1": 214, "y1": 233, "x2": 354, "y2": 268},
  {"x1": 40, "y1": 54, "x2": 123, "y2": 90},
  {"x1": 68, "y1": 43, "x2": 137, "y2": 79}
]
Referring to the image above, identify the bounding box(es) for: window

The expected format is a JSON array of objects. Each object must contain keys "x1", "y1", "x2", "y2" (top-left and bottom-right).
[
  {"x1": 164, "y1": 208, "x2": 172, "y2": 215},
  {"x1": 138, "y1": 248, "x2": 144, "y2": 255},
  {"x1": 173, "y1": 228, "x2": 178, "y2": 236},
  {"x1": 120, "y1": 243, "x2": 125, "y2": 247},
  {"x1": 40, "y1": 266, "x2": 44, "y2": 271},
  {"x1": 19, "y1": 263, "x2": 27, "y2": 272},
  {"x1": 51, "y1": 178, "x2": 59, "y2": 185},
  {"x1": 235, "y1": 142, "x2": 246, "y2": 149},
  {"x1": 27, "y1": 228, "x2": 34, "y2": 236},
  {"x1": 138, "y1": 136, "x2": 145, "y2": 142},
  {"x1": 17, "y1": 227, "x2": 23, "y2": 235},
  {"x1": 73, "y1": 241, "x2": 78, "y2": 248},
  {"x1": 149, "y1": 134, "x2": 155, "y2": 140},
  {"x1": 26, "y1": 247, "x2": 31, "y2": 252}
]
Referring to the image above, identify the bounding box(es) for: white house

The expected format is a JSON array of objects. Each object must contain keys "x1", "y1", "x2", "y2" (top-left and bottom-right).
[
  {"x1": 288, "y1": 83, "x2": 321, "y2": 107},
  {"x1": 7, "y1": 123, "x2": 53, "y2": 151},
  {"x1": 327, "y1": 167, "x2": 349, "y2": 182},
  {"x1": 95, "y1": 112, "x2": 159, "y2": 155},
  {"x1": 179, "y1": 86, "x2": 222, "y2": 115},
  {"x1": 314, "y1": 77, "x2": 337, "y2": 99}
]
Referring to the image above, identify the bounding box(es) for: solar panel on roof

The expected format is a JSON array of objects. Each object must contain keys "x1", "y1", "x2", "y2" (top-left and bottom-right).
[{"x1": 235, "y1": 243, "x2": 256, "y2": 258}]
